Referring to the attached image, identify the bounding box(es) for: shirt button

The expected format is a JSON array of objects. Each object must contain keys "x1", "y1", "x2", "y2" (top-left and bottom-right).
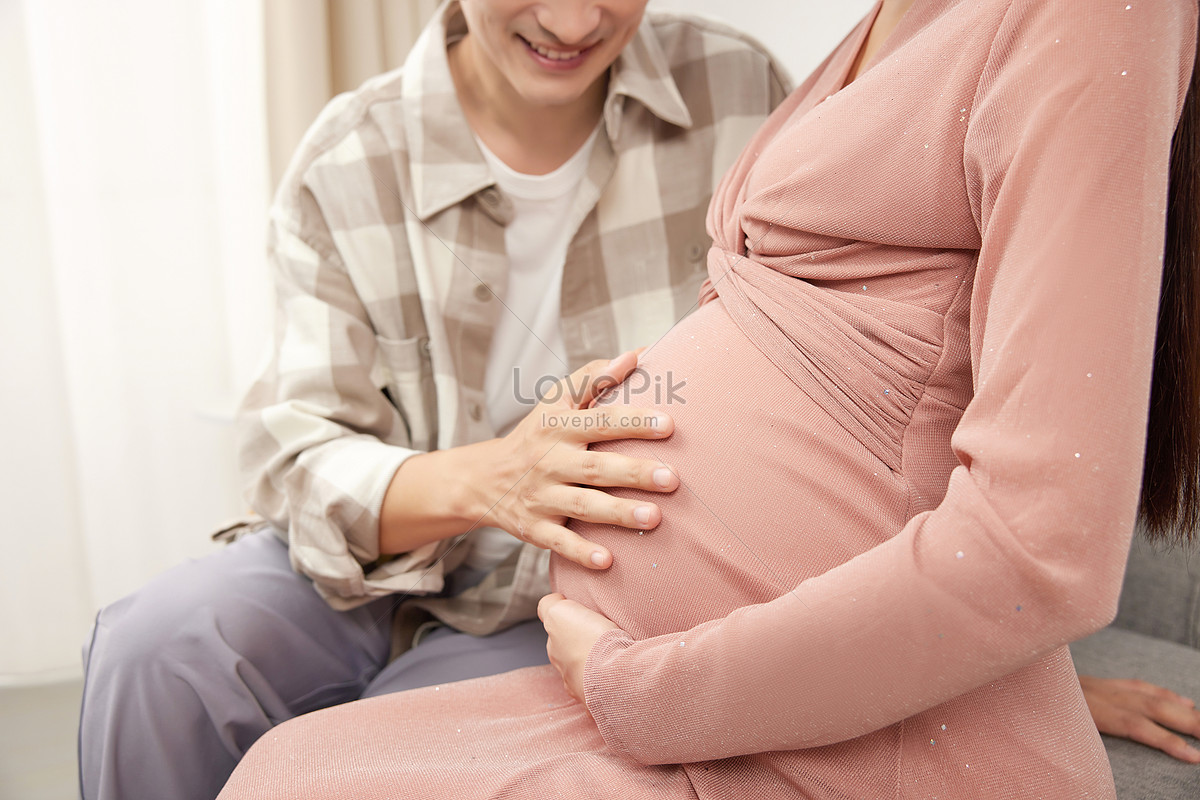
[
  {"x1": 473, "y1": 283, "x2": 492, "y2": 302},
  {"x1": 468, "y1": 403, "x2": 482, "y2": 421},
  {"x1": 419, "y1": 336, "x2": 431, "y2": 356},
  {"x1": 687, "y1": 242, "x2": 706, "y2": 263}
]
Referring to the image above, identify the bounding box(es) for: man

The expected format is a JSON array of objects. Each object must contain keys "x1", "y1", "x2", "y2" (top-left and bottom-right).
[{"x1": 78, "y1": 1, "x2": 788, "y2": 798}]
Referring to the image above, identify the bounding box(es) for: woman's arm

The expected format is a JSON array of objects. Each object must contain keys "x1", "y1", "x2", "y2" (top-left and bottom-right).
[
  {"x1": 573, "y1": 0, "x2": 1199, "y2": 765},
  {"x1": 543, "y1": 602, "x2": 1200, "y2": 763}
]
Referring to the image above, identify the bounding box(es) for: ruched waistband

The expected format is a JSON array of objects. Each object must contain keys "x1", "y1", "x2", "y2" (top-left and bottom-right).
[{"x1": 700, "y1": 246, "x2": 945, "y2": 471}]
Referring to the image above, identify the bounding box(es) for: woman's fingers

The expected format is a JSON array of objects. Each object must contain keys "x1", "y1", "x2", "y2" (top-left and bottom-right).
[
  {"x1": 536, "y1": 592, "x2": 566, "y2": 622},
  {"x1": 1140, "y1": 692, "x2": 1200, "y2": 740},
  {"x1": 1080, "y1": 675, "x2": 1200, "y2": 762},
  {"x1": 539, "y1": 592, "x2": 621, "y2": 708},
  {"x1": 1112, "y1": 711, "x2": 1200, "y2": 763},
  {"x1": 1109, "y1": 678, "x2": 1200, "y2": 737},
  {"x1": 1127, "y1": 678, "x2": 1197, "y2": 709}
]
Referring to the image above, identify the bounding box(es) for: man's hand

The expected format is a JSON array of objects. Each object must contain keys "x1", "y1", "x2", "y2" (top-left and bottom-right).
[
  {"x1": 1080, "y1": 674, "x2": 1200, "y2": 762},
  {"x1": 472, "y1": 351, "x2": 679, "y2": 569},
  {"x1": 381, "y1": 350, "x2": 680, "y2": 569},
  {"x1": 538, "y1": 593, "x2": 619, "y2": 708}
]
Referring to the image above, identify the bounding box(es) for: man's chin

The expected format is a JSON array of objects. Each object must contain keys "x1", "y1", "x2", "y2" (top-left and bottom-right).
[{"x1": 517, "y1": 81, "x2": 602, "y2": 111}]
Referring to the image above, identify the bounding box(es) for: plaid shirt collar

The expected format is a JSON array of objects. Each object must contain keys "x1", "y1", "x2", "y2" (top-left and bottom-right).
[{"x1": 404, "y1": 0, "x2": 694, "y2": 222}]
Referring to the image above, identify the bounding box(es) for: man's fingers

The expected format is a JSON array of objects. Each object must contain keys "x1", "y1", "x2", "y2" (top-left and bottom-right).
[
  {"x1": 541, "y1": 485, "x2": 662, "y2": 531},
  {"x1": 551, "y1": 451, "x2": 679, "y2": 492},
  {"x1": 558, "y1": 353, "x2": 640, "y2": 411},
  {"x1": 527, "y1": 522, "x2": 612, "y2": 569},
  {"x1": 547, "y1": 407, "x2": 674, "y2": 442}
]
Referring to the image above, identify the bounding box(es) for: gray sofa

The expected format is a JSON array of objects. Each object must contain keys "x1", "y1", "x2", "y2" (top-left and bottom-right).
[{"x1": 1069, "y1": 537, "x2": 1200, "y2": 798}]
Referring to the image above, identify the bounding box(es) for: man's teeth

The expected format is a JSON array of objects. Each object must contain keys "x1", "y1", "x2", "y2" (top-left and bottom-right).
[{"x1": 530, "y1": 42, "x2": 582, "y2": 60}]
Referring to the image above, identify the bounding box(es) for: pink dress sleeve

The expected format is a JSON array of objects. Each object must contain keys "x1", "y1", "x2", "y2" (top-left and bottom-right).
[{"x1": 583, "y1": 0, "x2": 1198, "y2": 766}]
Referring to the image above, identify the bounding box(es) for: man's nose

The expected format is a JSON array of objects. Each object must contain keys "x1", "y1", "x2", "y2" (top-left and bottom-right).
[{"x1": 533, "y1": 1, "x2": 602, "y2": 47}]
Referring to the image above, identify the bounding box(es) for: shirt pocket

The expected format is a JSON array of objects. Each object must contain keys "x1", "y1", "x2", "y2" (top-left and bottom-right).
[{"x1": 373, "y1": 334, "x2": 438, "y2": 452}]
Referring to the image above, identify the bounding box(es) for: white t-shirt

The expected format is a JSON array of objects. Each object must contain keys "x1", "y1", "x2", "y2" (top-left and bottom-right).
[{"x1": 468, "y1": 127, "x2": 601, "y2": 571}]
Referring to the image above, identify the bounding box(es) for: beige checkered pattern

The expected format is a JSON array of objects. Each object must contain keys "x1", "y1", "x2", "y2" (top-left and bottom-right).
[{"x1": 237, "y1": 1, "x2": 788, "y2": 632}]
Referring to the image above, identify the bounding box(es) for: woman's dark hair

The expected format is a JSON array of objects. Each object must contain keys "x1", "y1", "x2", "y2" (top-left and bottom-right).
[{"x1": 1141, "y1": 31, "x2": 1200, "y2": 544}]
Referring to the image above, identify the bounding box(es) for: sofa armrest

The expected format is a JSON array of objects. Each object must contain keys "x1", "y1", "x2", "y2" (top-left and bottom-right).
[{"x1": 1111, "y1": 531, "x2": 1200, "y2": 649}]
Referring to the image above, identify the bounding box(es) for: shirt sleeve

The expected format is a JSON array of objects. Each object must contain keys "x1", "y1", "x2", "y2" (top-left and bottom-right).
[
  {"x1": 237, "y1": 182, "x2": 453, "y2": 609},
  {"x1": 583, "y1": 0, "x2": 1198, "y2": 765},
  {"x1": 766, "y1": 47, "x2": 792, "y2": 110}
]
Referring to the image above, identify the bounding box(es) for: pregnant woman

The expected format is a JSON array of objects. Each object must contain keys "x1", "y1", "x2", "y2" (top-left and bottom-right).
[{"x1": 220, "y1": 0, "x2": 1199, "y2": 796}]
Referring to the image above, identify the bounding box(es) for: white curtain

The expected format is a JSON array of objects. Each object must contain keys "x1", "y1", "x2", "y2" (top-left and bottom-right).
[
  {"x1": 263, "y1": 0, "x2": 440, "y2": 188},
  {"x1": 1, "y1": 0, "x2": 272, "y2": 685},
  {"x1": 0, "y1": 0, "x2": 447, "y2": 687}
]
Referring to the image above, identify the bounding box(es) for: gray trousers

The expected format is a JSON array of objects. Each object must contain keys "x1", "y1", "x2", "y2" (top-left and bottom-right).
[{"x1": 78, "y1": 529, "x2": 549, "y2": 800}]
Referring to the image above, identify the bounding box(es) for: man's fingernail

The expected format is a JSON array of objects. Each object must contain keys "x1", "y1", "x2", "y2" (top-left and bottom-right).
[
  {"x1": 590, "y1": 551, "x2": 607, "y2": 566},
  {"x1": 634, "y1": 506, "x2": 653, "y2": 524},
  {"x1": 653, "y1": 468, "x2": 673, "y2": 488}
]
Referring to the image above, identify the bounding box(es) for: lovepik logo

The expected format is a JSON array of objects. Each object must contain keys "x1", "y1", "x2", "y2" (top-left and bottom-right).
[{"x1": 511, "y1": 367, "x2": 687, "y2": 407}]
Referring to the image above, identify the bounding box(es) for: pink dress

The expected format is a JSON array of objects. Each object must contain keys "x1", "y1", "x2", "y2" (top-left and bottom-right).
[{"x1": 219, "y1": 1, "x2": 1197, "y2": 797}]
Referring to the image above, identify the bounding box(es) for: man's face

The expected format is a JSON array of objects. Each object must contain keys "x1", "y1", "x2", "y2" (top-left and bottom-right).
[{"x1": 459, "y1": 0, "x2": 648, "y2": 109}]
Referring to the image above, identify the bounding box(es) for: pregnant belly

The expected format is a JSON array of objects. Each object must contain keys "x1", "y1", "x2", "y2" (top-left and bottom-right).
[{"x1": 551, "y1": 299, "x2": 912, "y2": 640}]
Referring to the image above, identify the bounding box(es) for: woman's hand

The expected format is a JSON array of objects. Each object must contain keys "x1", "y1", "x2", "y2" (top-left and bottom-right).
[
  {"x1": 538, "y1": 593, "x2": 620, "y2": 708},
  {"x1": 1079, "y1": 675, "x2": 1200, "y2": 763},
  {"x1": 381, "y1": 350, "x2": 680, "y2": 569}
]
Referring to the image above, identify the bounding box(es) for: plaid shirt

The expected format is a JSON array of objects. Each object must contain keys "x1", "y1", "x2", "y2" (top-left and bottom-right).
[{"x1": 237, "y1": 0, "x2": 788, "y2": 636}]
